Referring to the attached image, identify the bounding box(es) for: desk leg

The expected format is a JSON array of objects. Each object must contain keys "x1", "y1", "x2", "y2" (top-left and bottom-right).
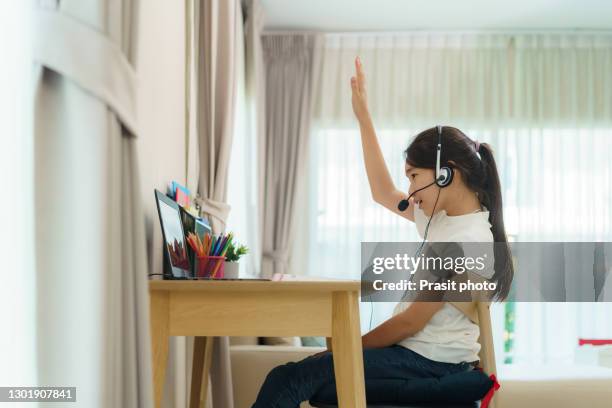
[
  {"x1": 331, "y1": 291, "x2": 366, "y2": 408},
  {"x1": 150, "y1": 291, "x2": 169, "y2": 408},
  {"x1": 190, "y1": 336, "x2": 214, "y2": 408}
]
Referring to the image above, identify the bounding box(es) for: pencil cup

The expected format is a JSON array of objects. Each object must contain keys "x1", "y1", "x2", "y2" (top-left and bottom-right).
[{"x1": 196, "y1": 255, "x2": 225, "y2": 278}]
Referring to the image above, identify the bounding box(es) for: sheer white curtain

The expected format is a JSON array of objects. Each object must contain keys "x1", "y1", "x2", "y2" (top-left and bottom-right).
[
  {"x1": 297, "y1": 127, "x2": 423, "y2": 331},
  {"x1": 226, "y1": 2, "x2": 260, "y2": 277},
  {"x1": 295, "y1": 32, "x2": 612, "y2": 366},
  {"x1": 226, "y1": 0, "x2": 265, "y2": 275}
]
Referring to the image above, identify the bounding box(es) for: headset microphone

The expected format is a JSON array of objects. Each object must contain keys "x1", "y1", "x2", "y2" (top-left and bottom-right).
[{"x1": 397, "y1": 179, "x2": 438, "y2": 211}]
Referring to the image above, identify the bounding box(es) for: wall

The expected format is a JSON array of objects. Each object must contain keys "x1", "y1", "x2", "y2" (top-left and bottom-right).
[{"x1": 136, "y1": 0, "x2": 187, "y2": 276}]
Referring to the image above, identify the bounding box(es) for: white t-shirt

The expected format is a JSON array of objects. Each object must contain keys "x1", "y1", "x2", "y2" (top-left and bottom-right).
[{"x1": 392, "y1": 203, "x2": 494, "y2": 364}]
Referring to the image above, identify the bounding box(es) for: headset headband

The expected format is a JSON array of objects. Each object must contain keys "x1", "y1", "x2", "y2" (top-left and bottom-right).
[{"x1": 436, "y1": 125, "x2": 443, "y2": 182}]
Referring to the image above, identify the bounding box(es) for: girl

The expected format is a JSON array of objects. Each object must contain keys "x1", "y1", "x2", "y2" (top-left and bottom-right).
[{"x1": 251, "y1": 56, "x2": 513, "y2": 408}]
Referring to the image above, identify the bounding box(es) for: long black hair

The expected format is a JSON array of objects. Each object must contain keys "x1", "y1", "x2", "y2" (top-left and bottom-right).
[{"x1": 404, "y1": 126, "x2": 513, "y2": 301}]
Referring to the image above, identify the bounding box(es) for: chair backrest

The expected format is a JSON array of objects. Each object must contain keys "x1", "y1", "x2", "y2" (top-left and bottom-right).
[{"x1": 476, "y1": 302, "x2": 498, "y2": 408}]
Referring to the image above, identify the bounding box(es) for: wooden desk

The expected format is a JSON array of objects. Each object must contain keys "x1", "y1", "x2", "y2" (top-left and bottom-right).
[{"x1": 149, "y1": 277, "x2": 366, "y2": 408}]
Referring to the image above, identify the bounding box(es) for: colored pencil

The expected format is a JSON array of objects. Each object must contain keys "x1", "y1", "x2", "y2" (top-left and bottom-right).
[
  {"x1": 214, "y1": 234, "x2": 225, "y2": 255},
  {"x1": 204, "y1": 234, "x2": 210, "y2": 255},
  {"x1": 211, "y1": 232, "x2": 234, "y2": 277},
  {"x1": 211, "y1": 235, "x2": 217, "y2": 255},
  {"x1": 219, "y1": 235, "x2": 227, "y2": 254},
  {"x1": 219, "y1": 233, "x2": 233, "y2": 256}
]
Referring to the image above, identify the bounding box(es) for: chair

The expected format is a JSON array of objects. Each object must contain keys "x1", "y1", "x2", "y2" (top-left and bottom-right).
[{"x1": 309, "y1": 302, "x2": 498, "y2": 408}]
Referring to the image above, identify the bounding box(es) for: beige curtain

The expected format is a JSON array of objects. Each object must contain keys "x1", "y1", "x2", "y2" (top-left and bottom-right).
[
  {"x1": 194, "y1": 0, "x2": 241, "y2": 233},
  {"x1": 260, "y1": 34, "x2": 323, "y2": 277},
  {"x1": 33, "y1": 0, "x2": 153, "y2": 407},
  {"x1": 191, "y1": 0, "x2": 243, "y2": 407}
]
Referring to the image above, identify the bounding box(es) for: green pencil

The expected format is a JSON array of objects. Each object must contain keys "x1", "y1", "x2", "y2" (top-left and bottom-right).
[
  {"x1": 220, "y1": 233, "x2": 233, "y2": 257},
  {"x1": 210, "y1": 235, "x2": 217, "y2": 256}
]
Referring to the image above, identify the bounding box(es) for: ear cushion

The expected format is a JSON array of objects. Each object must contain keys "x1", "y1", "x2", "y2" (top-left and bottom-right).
[{"x1": 437, "y1": 166, "x2": 454, "y2": 187}]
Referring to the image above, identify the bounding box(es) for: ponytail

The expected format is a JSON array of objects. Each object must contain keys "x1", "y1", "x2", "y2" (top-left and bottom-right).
[{"x1": 477, "y1": 143, "x2": 514, "y2": 301}]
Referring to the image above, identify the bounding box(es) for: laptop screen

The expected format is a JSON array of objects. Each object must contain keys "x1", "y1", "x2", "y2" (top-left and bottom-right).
[{"x1": 158, "y1": 197, "x2": 191, "y2": 276}]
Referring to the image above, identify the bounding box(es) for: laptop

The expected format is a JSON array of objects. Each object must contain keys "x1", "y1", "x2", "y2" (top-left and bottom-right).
[{"x1": 154, "y1": 189, "x2": 270, "y2": 280}]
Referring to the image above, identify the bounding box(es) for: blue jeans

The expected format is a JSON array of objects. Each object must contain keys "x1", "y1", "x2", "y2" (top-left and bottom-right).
[{"x1": 251, "y1": 344, "x2": 473, "y2": 408}]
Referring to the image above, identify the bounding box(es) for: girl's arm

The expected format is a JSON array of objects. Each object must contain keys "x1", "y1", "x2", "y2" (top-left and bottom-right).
[
  {"x1": 315, "y1": 302, "x2": 443, "y2": 356},
  {"x1": 351, "y1": 56, "x2": 415, "y2": 222},
  {"x1": 361, "y1": 302, "x2": 444, "y2": 349}
]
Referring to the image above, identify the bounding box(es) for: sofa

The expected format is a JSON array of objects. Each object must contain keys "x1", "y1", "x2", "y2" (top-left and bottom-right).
[
  {"x1": 229, "y1": 336, "x2": 323, "y2": 408},
  {"x1": 228, "y1": 336, "x2": 612, "y2": 408}
]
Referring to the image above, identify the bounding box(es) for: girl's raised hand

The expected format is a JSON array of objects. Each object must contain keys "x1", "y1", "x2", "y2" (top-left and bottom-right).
[{"x1": 350, "y1": 56, "x2": 370, "y2": 123}]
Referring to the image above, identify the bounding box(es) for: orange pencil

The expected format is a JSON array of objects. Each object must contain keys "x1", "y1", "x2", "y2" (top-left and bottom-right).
[
  {"x1": 211, "y1": 260, "x2": 221, "y2": 278},
  {"x1": 205, "y1": 234, "x2": 211, "y2": 255},
  {"x1": 196, "y1": 234, "x2": 204, "y2": 256},
  {"x1": 186, "y1": 234, "x2": 197, "y2": 253}
]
